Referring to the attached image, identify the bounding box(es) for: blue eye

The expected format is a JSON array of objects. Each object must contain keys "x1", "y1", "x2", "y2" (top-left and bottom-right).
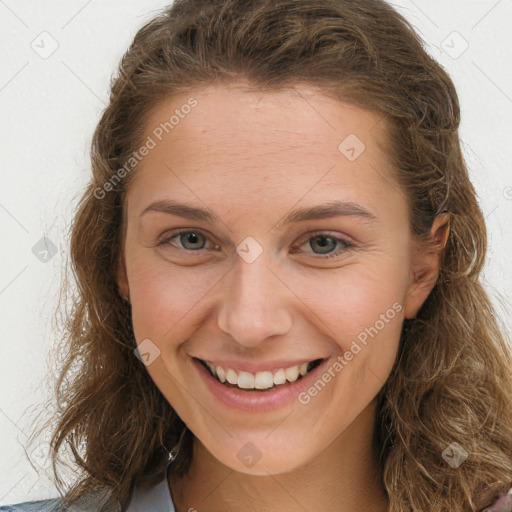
[
  {"x1": 292, "y1": 232, "x2": 355, "y2": 259},
  {"x1": 156, "y1": 230, "x2": 355, "y2": 259},
  {"x1": 157, "y1": 230, "x2": 214, "y2": 251}
]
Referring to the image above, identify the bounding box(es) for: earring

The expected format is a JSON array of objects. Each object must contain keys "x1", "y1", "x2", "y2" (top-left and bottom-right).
[{"x1": 168, "y1": 425, "x2": 188, "y2": 465}]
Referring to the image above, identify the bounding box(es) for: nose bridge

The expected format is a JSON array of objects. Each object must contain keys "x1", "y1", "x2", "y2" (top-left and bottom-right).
[{"x1": 216, "y1": 248, "x2": 293, "y2": 347}]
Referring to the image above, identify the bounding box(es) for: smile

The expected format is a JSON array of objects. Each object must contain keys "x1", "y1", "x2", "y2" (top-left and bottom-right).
[{"x1": 197, "y1": 358, "x2": 325, "y2": 391}]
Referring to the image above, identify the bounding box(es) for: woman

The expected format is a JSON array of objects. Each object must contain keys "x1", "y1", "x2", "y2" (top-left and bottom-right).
[{"x1": 2, "y1": 0, "x2": 512, "y2": 510}]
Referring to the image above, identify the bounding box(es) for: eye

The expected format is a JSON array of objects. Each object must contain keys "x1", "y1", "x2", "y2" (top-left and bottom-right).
[
  {"x1": 156, "y1": 229, "x2": 355, "y2": 260},
  {"x1": 156, "y1": 229, "x2": 219, "y2": 252},
  {"x1": 291, "y1": 232, "x2": 355, "y2": 259}
]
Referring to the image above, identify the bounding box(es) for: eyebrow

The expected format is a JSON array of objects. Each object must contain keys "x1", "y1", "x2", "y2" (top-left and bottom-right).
[{"x1": 139, "y1": 199, "x2": 378, "y2": 228}]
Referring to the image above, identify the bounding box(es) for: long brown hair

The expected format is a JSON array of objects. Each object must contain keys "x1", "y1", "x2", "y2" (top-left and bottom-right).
[{"x1": 31, "y1": 0, "x2": 512, "y2": 510}]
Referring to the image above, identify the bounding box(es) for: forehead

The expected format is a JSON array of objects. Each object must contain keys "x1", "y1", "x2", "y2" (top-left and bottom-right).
[{"x1": 128, "y1": 83, "x2": 405, "y2": 216}]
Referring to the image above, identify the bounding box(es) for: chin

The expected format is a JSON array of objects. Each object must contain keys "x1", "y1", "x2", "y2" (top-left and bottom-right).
[{"x1": 206, "y1": 436, "x2": 313, "y2": 476}]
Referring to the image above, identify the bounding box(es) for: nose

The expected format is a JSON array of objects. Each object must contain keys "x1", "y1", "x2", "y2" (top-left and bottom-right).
[{"x1": 216, "y1": 250, "x2": 293, "y2": 348}]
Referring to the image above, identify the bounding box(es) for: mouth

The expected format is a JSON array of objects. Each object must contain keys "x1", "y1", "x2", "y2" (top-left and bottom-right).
[{"x1": 194, "y1": 357, "x2": 325, "y2": 393}]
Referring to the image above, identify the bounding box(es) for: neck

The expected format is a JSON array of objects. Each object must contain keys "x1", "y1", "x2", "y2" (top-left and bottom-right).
[{"x1": 168, "y1": 402, "x2": 388, "y2": 512}]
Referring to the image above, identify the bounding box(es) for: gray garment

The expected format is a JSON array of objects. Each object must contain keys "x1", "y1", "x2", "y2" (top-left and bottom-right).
[
  {"x1": 0, "y1": 466, "x2": 175, "y2": 512},
  {"x1": 126, "y1": 466, "x2": 175, "y2": 512}
]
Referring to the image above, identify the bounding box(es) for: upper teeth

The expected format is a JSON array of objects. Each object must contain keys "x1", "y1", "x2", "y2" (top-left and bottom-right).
[{"x1": 205, "y1": 360, "x2": 312, "y2": 389}]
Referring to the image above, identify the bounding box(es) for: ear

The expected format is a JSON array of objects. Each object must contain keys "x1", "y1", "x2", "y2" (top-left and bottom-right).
[{"x1": 403, "y1": 213, "x2": 450, "y2": 319}]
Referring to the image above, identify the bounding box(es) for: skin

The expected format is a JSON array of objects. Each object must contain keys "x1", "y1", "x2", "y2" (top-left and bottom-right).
[{"x1": 117, "y1": 82, "x2": 450, "y2": 512}]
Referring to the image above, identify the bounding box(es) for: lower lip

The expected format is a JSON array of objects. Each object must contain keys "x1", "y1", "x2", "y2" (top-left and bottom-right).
[{"x1": 192, "y1": 357, "x2": 330, "y2": 412}]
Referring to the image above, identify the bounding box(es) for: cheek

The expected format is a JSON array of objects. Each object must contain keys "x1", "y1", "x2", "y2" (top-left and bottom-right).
[
  {"x1": 290, "y1": 258, "x2": 407, "y2": 336},
  {"x1": 306, "y1": 274, "x2": 404, "y2": 420},
  {"x1": 126, "y1": 253, "x2": 218, "y2": 343},
  {"x1": 285, "y1": 259, "x2": 406, "y2": 385}
]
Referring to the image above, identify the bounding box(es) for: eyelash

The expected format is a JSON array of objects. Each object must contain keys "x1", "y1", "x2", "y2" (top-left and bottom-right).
[{"x1": 156, "y1": 229, "x2": 356, "y2": 259}]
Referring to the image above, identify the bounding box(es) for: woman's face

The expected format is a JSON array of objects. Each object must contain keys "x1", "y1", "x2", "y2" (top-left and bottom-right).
[{"x1": 118, "y1": 83, "x2": 441, "y2": 475}]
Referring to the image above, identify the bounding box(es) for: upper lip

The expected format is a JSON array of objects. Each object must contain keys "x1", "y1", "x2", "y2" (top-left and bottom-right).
[{"x1": 193, "y1": 356, "x2": 326, "y2": 374}]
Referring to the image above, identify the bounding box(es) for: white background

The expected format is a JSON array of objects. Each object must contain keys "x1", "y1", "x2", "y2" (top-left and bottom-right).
[{"x1": 0, "y1": 0, "x2": 511, "y2": 505}]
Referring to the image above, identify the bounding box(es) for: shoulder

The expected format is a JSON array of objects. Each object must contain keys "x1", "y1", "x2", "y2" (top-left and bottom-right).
[
  {"x1": 0, "y1": 499, "x2": 61, "y2": 511},
  {"x1": 1, "y1": 466, "x2": 174, "y2": 512},
  {"x1": 0, "y1": 490, "x2": 112, "y2": 511}
]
